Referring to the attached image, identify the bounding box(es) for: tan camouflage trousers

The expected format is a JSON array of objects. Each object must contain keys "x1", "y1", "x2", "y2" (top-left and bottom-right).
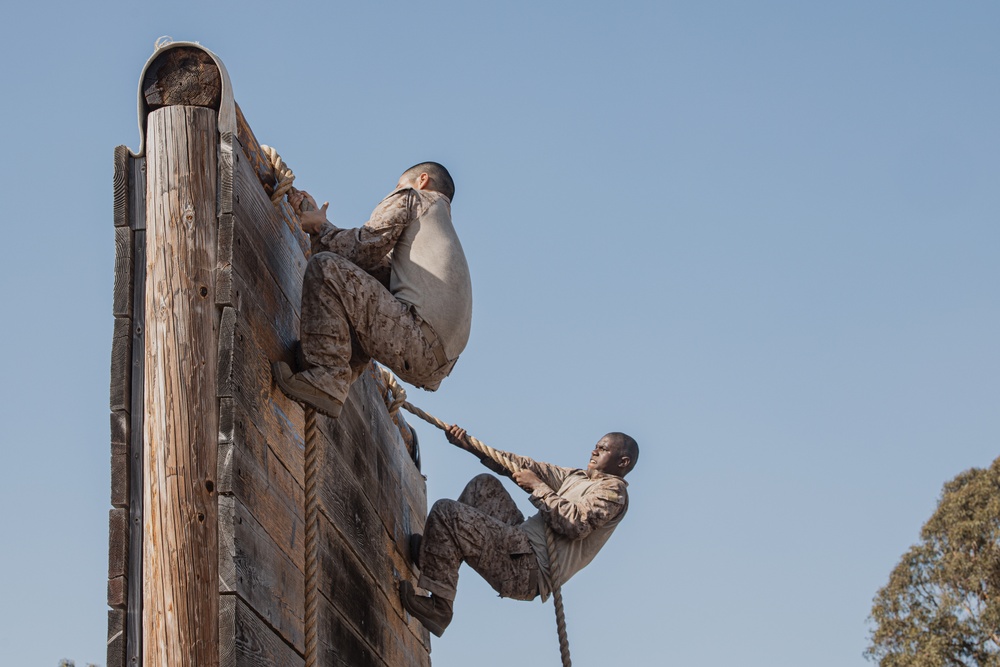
[
  {"x1": 418, "y1": 474, "x2": 540, "y2": 602},
  {"x1": 297, "y1": 251, "x2": 452, "y2": 405}
]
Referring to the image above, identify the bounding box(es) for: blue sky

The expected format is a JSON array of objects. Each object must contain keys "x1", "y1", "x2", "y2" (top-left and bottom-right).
[{"x1": 1, "y1": 2, "x2": 998, "y2": 665}]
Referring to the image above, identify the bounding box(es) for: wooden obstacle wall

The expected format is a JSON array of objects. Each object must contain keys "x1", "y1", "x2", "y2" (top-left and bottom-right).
[{"x1": 107, "y1": 42, "x2": 431, "y2": 667}]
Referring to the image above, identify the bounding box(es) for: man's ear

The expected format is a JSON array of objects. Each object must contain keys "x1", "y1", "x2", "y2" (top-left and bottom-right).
[
  {"x1": 415, "y1": 172, "x2": 431, "y2": 190},
  {"x1": 618, "y1": 455, "x2": 631, "y2": 473}
]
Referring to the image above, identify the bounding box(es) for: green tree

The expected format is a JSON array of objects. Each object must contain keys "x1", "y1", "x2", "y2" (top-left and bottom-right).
[{"x1": 867, "y1": 457, "x2": 1000, "y2": 666}]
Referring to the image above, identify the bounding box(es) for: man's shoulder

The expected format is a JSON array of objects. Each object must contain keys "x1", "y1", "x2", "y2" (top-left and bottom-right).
[{"x1": 589, "y1": 473, "x2": 628, "y2": 504}]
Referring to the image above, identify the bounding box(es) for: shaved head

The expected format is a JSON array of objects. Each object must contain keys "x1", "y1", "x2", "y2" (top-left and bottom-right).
[
  {"x1": 609, "y1": 432, "x2": 639, "y2": 476},
  {"x1": 400, "y1": 162, "x2": 455, "y2": 202}
]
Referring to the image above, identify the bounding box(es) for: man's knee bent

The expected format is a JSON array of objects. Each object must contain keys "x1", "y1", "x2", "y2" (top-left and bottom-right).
[
  {"x1": 305, "y1": 251, "x2": 352, "y2": 286},
  {"x1": 461, "y1": 473, "x2": 505, "y2": 499},
  {"x1": 428, "y1": 498, "x2": 461, "y2": 521}
]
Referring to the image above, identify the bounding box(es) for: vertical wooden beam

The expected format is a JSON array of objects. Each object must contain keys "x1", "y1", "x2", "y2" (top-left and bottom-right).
[
  {"x1": 142, "y1": 105, "x2": 220, "y2": 667},
  {"x1": 127, "y1": 155, "x2": 146, "y2": 667}
]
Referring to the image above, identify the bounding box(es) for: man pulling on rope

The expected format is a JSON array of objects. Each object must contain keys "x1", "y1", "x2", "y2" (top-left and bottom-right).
[
  {"x1": 400, "y1": 425, "x2": 638, "y2": 636},
  {"x1": 273, "y1": 163, "x2": 472, "y2": 418}
]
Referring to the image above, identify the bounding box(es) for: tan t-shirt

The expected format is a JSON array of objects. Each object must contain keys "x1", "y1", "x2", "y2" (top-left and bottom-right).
[
  {"x1": 389, "y1": 191, "x2": 472, "y2": 362},
  {"x1": 310, "y1": 188, "x2": 473, "y2": 362}
]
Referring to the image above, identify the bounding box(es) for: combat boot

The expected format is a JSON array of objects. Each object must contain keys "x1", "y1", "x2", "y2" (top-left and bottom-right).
[
  {"x1": 399, "y1": 581, "x2": 453, "y2": 637},
  {"x1": 271, "y1": 361, "x2": 344, "y2": 419}
]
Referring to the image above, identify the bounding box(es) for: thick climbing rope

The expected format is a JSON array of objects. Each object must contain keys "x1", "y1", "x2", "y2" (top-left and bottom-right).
[
  {"x1": 260, "y1": 145, "x2": 298, "y2": 205},
  {"x1": 378, "y1": 367, "x2": 573, "y2": 667},
  {"x1": 260, "y1": 147, "x2": 320, "y2": 667},
  {"x1": 302, "y1": 408, "x2": 320, "y2": 667}
]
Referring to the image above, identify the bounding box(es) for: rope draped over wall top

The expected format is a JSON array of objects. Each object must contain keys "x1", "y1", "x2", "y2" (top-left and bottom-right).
[{"x1": 261, "y1": 146, "x2": 572, "y2": 667}]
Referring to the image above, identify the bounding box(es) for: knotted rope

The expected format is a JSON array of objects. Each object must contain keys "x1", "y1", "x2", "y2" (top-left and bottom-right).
[
  {"x1": 260, "y1": 146, "x2": 318, "y2": 667},
  {"x1": 378, "y1": 367, "x2": 573, "y2": 667},
  {"x1": 260, "y1": 145, "x2": 298, "y2": 205}
]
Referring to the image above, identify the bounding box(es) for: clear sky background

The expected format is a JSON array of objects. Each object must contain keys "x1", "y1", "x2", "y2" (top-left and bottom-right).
[{"x1": 1, "y1": 2, "x2": 998, "y2": 665}]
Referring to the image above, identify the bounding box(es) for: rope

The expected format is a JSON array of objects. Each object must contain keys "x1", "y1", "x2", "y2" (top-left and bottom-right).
[
  {"x1": 260, "y1": 145, "x2": 299, "y2": 206},
  {"x1": 303, "y1": 409, "x2": 320, "y2": 667},
  {"x1": 378, "y1": 366, "x2": 572, "y2": 666},
  {"x1": 260, "y1": 146, "x2": 319, "y2": 667}
]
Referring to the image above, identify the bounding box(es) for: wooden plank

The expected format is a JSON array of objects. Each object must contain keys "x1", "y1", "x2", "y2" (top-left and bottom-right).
[
  {"x1": 226, "y1": 268, "x2": 304, "y2": 483},
  {"x1": 232, "y1": 149, "x2": 308, "y2": 307},
  {"x1": 107, "y1": 608, "x2": 126, "y2": 667},
  {"x1": 219, "y1": 495, "x2": 305, "y2": 653},
  {"x1": 232, "y1": 116, "x2": 309, "y2": 257},
  {"x1": 113, "y1": 226, "x2": 134, "y2": 317},
  {"x1": 110, "y1": 410, "x2": 129, "y2": 508},
  {"x1": 218, "y1": 305, "x2": 238, "y2": 397},
  {"x1": 318, "y1": 375, "x2": 427, "y2": 560},
  {"x1": 218, "y1": 397, "x2": 304, "y2": 571},
  {"x1": 142, "y1": 105, "x2": 219, "y2": 667},
  {"x1": 315, "y1": 404, "x2": 415, "y2": 604},
  {"x1": 220, "y1": 594, "x2": 304, "y2": 667},
  {"x1": 315, "y1": 595, "x2": 387, "y2": 667},
  {"x1": 126, "y1": 158, "x2": 146, "y2": 666},
  {"x1": 109, "y1": 316, "x2": 131, "y2": 413},
  {"x1": 108, "y1": 575, "x2": 127, "y2": 609},
  {"x1": 130, "y1": 156, "x2": 147, "y2": 231},
  {"x1": 113, "y1": 145, "x2": 129, "y2": 228},
  {"x1": 318, "y1": 517, "x2": 430, "y2": 665},
  {"x1": 235, "y1": 106, "x2": 277, "y2": 198},
  {"x1": 108, "y1": 508, "x2": 128, "y2": 580},
  {"x1": 217, "y1": 212, "x2": 236, "y2": 307}
]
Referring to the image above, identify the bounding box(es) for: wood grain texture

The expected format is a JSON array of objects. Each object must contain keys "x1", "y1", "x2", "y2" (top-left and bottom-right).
[
  {"x1": 143, "y1": 47, "x2": 222, "y2": 110},
  {"x1": 109, "y1": 317, "x2": 131, "y2": 412},
  {"x1": 113, "y1": 146, "x2": 129, "y2": 228},
  {"x1": 315, "y1": 597, "x2": 387, "y2": 667},
  {"x1": 108, "y1": 575, "x2": 127, "y2": 609},
  {"x1": 126, "y1": 156, "x2": 146, "y2": 665},
  {"x1": 142, "y1": 105, "x2": 220, "y2": 667},
  {"x1": 130, "y1": 157, "x2": 147, "y2": 230},
  {"x1": 232, "y1": 151, "x2": 309, "y2": 307},
  {"x1": 220, "y1": 594, "x2": 305, "y2": 667},
  {"x1": 107, "y1": 609, "x2": 126, "y2": 667},
  {"x1": 113, "y1": 224, "x2": 134, "y2": 318},
  {"x1": 108, "y1": 508, "x2": 129, "y2": 579},
  {"x1": 218, "y1": 396, "x2": 304, "y2": 571},
  {"x1": 235, "y1": 106, "x2": 277, "y2": 198},
  {"x1": 219, "y1": 495, "x2": 305, "y2": 652},
  {"x1": 110, "y1": 410, "x2": 129, "y2": 508},
  {"x1": 317, "y1": 516, "x2": 430, "y2": 664}
]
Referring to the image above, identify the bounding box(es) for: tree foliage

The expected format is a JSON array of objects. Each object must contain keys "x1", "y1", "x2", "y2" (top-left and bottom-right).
[{"x1": 867, "y1": 458, "x2": 1000, "y2": 666}]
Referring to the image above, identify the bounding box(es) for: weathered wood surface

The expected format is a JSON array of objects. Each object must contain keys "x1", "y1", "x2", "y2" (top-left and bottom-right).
[
  {"x1": 108, "y1": 508, "x2": 128, "y2": 582},
  {"x1": 110, "y1": 411, "x2": 129, "y2": 508},
  {"x1": 111, "y1": 43, "x2": 430, "y2": 667},
  {"x1": 107, "y1": 609, "x2": 126, "y2": 667},
  {"x1": 142, "y1": 105, "x2": 220, "y2": 667},
  {"x1": 219, "y1": 494, "x2": 305, "y2": 652},
  {"x1": 220, "y1": 594, "x2": 305, "y2": 667},
  {"x1": 127, "y1": 155, "x2": 146, "y2": 667},
  {"x1": 143, "y1": 47, "x2": 222, "y2": 110}
]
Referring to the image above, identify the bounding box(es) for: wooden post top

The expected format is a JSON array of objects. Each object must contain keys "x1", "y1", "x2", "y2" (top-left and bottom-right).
[
  {"x1": 134, "y1": 41, "x2": 236, "y2": 159},
  {"x1": 142, "y1": 46, "x2": 222, "y2": 110}
]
